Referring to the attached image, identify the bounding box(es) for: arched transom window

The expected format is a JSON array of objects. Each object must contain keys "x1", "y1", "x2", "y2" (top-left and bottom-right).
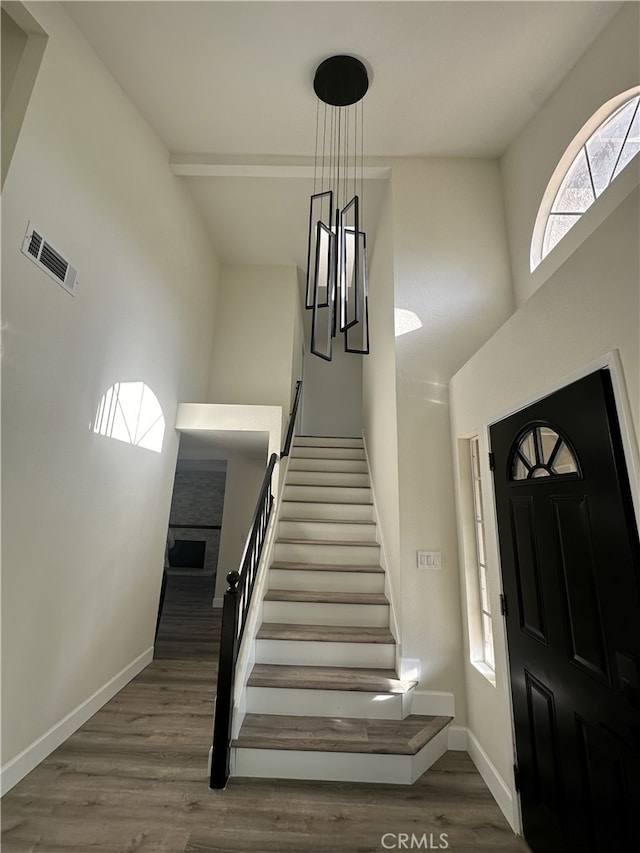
[
  {"x1": 510, "y1": 425, "x2": 580, "y2": 482},
  {"x1": 531, "y1": 87, "x2": 639, "y2": 271}
]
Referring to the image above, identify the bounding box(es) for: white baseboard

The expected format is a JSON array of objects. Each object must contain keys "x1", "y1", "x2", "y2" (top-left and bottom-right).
[
  {"x1": 464, "y1": 727, "x2": 519, "y2": 833},
  {"x1": 212, "y1": 597, "x2": 223, "y2": 608},
  {"x1": 446, "y1": 725, "x2": 468, "y2": 751},
  {"x1": 0, "y1": 646, "x2": 153, "y2": 796},
  {"x1": 410, "y1": 689, "x2": 455, "y2": 717}
]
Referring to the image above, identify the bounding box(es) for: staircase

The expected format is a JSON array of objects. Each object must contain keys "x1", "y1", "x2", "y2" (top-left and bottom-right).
[{"x1": 231, "y1": 435, "x2": 452, "y2": 784}]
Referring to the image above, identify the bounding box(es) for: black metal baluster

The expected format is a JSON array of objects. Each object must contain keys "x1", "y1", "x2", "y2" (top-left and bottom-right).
[
  {"x1": 210, "y1": 381, "x2": 302, "y2": 790},
  {"x1": 210, "y1": 570, "x2": 240, "y2": 788}
]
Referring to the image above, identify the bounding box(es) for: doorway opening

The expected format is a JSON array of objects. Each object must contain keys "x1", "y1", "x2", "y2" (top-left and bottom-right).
[{"x1": 490, "y1": 368, "x2": 640, "y2": 853}]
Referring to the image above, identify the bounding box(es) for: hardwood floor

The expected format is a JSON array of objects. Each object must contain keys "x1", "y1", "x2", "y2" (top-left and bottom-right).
[{"x1": 1, "y1": 575, "x2": 530, "y2": 853}]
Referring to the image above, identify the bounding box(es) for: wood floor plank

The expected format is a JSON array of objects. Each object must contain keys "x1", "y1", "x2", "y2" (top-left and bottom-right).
[{"x1": 1, "y1": 575, "x2": 530, "y2": 853}]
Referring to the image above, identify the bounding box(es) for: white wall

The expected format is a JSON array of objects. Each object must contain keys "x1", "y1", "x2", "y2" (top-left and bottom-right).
[
  {"x1": 214, "y1": 453, "x2": 271, "y2": 603},
  {"x1": 502, "y1": 2, "x2": 640, "y2": 306},
  {"x1": 301, "y1": 341, "x2": 363, "y2": 437},
  {"x1": 389, "y1": 159, "x2": 514, "y2": 713},
  {"x1": 208, "y1": 264, "x2": 299, "y2": 426},
  {"x1": 1, "y1": 2, "x2": 219, "y2": 792},
  {"x1": 450, "y1": 186, "x2": 639, "y2": 830}
]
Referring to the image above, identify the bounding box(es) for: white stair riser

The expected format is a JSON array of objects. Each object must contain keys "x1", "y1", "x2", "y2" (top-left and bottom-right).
[
  {"x1": 269, "y1": 568, "x2": 384, "y2": 594},
  {"x1": 275, "y1": 542, "x2": 380, "y2": 565},
  {"x1": 289, "y1": 458, "x2": 368, "y2": 473},
  {"x1": 284, "y1": 485, "x2": 372, "y2": 504},
  {"x1": 278, "y1": 520, "x2": 377, "y2": 542},
  {"x1": 294, "y1": 437, "x2": 363, "y2": 449},
  {"x1": 246, "y1": 686, "x2": 406, "y2": 719},
  {"x1": 287, "y1": 471, "x2": 369, "y2": 487},
  {"x1": 280, "y1": 501, "x2": 374, "y2": 522},
  {"x1": 231, "y1": 727, "x2": 449, "y2": 784},
  {"x1": 292, "y1": 446, "x2": 365, "y2": 460},
  {"x1": 255, "y1": 639, "x2": 395, "y2": 668},
  {"x1": 263, "y1": 600, "x2": 389, "y2": 627}
]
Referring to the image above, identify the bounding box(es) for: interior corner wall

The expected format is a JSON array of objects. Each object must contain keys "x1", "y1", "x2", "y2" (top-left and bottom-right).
[
  {"x1": 389, "y1": 158, "x2": 514, "y2": 719},
  {"x1": 501, "y1": 1, "x2": 640, "y2": 307},
  {"x1": 449, "y1": 186, "x2": 639, "y2": 824},
  {"x1": 1, "y1": 2, "x2": 219, "y2": 791},
  {"x1": 207, "y1": 264, "x2": 299, "y2": 428},
  {"x1": 214, "y1": 453, "x2": 270, "y2": 603},
  {"x1": 362, "y1": 181, "x2": 402, "y2": 613}
]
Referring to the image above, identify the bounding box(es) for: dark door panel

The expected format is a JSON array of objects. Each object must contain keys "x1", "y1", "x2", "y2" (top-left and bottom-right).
[{"x1": 491, "y1": 369, "x2": 640, "y2": 853}]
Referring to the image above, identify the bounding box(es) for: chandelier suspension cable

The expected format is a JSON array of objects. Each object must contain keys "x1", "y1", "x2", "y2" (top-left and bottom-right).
[
  {"x1": 313, "y1": 98, "x2": 319, "y2": 196},
  {"x1": 360, "y1": 99, "x2": 365, "y2": 232}
]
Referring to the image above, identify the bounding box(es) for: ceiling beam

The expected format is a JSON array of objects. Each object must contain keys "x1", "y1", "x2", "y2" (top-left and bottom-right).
[{"x1": 170, "y1": 154, "x2": 391, "y2": 180}]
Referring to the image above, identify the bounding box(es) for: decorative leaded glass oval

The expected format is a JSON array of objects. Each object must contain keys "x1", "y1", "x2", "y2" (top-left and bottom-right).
[{"x1": 510, "y1": 425, "x2": 580, "y2": 481}]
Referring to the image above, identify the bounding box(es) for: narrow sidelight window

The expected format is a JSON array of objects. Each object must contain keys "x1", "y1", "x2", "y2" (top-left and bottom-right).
[{"x1": 470, "y1": 437, "x2": 495, "y2": 672}]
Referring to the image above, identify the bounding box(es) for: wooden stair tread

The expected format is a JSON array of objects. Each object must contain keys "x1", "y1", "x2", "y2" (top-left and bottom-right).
[
  {"x1": 282, "y1": 496, "x2": 373, "y2": 506},
  {"x1": 247, "y1": 664, "x2": 417, "y2": 694},
  {"x1": 264, "y1": 589, "x2": 388, "y2": 605},
  {"x1": 285, "y1": 484, "x2": 371, "y2": 490},
  {"x1": 277, "y1": 538, "x2": 379, "y2": 547},
  {"x1": 256, "y1": 623, "x2": 394, "y2": 644},
  {"x1": 270, "y1": 561, "x2": 384, "y2": 574},
  {"x1": 280, "y1": 516, "x2": 376, "y2": 526},
  {"x1": 232, "y1": 714, "x2": 452, "y2": 755},
  {"x1": 291, "y1": 460, "x2": 367, "y2": 464}
]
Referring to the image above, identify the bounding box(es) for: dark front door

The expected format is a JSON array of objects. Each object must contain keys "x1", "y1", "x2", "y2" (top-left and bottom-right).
[{"x1": 490, "y1": 369, "x2": 640, "y2": 853}]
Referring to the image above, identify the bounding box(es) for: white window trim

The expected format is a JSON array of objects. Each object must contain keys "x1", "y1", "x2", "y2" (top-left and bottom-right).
[{"x1": 460, "y1": 434, "x2": 497, "y2": 687}]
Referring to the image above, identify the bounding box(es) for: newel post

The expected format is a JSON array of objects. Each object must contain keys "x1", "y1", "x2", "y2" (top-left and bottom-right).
[{"x1": 209, "y1": 569, "x2": 240, "y2": 789}]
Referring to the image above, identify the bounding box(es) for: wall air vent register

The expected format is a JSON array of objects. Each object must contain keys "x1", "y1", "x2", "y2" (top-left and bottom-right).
[{"x1": 21, "y1": 222, "x2": 78, "y2": 295}]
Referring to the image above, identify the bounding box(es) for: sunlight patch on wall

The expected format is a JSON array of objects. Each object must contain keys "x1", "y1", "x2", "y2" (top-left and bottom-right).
[
  {"x1": 94, "y1": 382, "x2": 165, "y2": 453},
  {"x1": 394, "y1": 308, "x2": 423, "y2": 337}
]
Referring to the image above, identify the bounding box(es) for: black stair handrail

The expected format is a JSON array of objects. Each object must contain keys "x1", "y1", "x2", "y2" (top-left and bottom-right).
[
  {"x1": 210, "y1": 451, "x2": 277, "y2": 789},
  {"x1": 281, "y1": 380, "x2": 303, "y2": 458}
]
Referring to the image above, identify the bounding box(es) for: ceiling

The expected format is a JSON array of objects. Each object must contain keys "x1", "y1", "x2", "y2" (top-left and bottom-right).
[{"x1": 64, "y1": 1, "x2": 621, "y2": 272}]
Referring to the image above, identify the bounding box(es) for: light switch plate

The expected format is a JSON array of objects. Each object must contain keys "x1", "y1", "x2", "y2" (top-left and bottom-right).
[{"x1": 417, "y1": 550, "x2": 441, "y2": 569}]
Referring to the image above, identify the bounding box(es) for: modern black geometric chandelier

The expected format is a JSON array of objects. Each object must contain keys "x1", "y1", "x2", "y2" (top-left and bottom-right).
[{"x1": 306, "y1": 55, "x2": 370, "y2": 361}]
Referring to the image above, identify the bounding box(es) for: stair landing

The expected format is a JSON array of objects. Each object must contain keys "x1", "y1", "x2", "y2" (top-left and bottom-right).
[
  {"x1": 233, "y1": 713, "x2": 451, "y2": 755},
  {"x1": 232, "y1": 713, "x2": 453, "y2": 784}
]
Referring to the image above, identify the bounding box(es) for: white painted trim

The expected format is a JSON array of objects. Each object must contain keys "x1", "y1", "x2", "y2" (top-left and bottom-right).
[
  {"x1": 446, "y1": 725, "x2": 468, "y2": 751},
  {"x1": 410, "y1": 690, "x2": 455, "y2": 717},
  {"x1": 212, "y1": 597, "x2": 223, "y2": 608},
  {"x1": 466, "y1": 727, "x2": 519, "y2": 834},
  {"x1": 170, "y1": 159, "x2": 391, "y2": 181},
  {"x1": 0, "y1": 647, "x2": 153, "y2": 796}
]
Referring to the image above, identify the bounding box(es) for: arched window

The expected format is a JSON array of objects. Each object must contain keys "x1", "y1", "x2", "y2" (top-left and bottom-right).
[
  {"x1": 94, "y1": 381, "x2": 165, "y2": 453},
  {"x1": 509, "y1": 424, "x2": 580, "y2": 482},
  {"x1": 531, "y1": 87, "x2": 639, "y2": 271}
]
